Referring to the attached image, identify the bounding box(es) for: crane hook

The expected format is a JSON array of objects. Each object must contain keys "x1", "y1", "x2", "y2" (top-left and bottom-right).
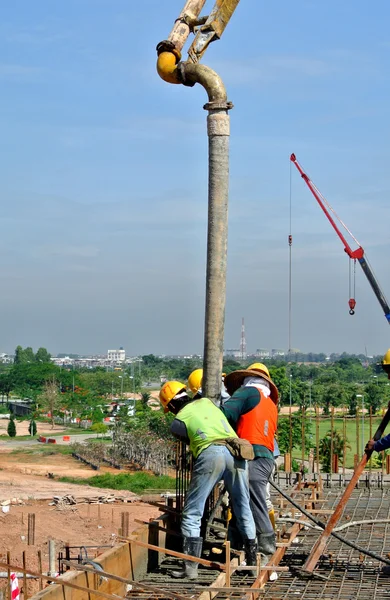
[{"x1": 348, "y1": 298, "x2": 356, "y2": 316}]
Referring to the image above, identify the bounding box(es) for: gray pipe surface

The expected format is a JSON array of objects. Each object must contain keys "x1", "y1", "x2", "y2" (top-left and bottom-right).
[
  {"x1": 179, "y1": 62, "x2": 232, "y2": 404},
  {"x1": 49, "y1": 539, "x2": 56, "y2": 576}
]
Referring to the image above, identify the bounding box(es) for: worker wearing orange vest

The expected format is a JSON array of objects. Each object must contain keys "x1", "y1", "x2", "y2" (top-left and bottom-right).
[{"x1": 222, "y1": 363, "x2": 278, "y2": 562}]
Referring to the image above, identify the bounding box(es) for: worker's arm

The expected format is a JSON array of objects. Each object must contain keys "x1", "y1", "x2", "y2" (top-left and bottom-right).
[
  {"x1": 170, "y1": 418, "x2": 190, "y2": 444},
  {"x1": 220, "y1": 387, "x2": 260, "y2": 429},
  {"x1": 366, "y1": 433, "x2": 390, "y2": 453}
]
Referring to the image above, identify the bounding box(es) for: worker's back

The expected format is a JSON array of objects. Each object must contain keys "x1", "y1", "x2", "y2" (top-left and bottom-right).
[{"x1": 176, "y1": 397, "x2": 237, "y2": 458}]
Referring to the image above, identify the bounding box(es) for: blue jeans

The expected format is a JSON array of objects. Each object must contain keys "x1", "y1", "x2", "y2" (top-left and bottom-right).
[{"x1": 181, "y1": 445, "x2": 256, "y2": 539}]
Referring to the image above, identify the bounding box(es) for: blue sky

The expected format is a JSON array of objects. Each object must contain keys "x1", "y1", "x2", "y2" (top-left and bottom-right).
[{"x1": 1, "y1": 0, "x2": 390, "y2": 356}]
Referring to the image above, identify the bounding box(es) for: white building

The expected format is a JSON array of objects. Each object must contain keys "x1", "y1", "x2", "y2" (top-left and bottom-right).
[
  {"x1": 271, "y1": 348, "x2": 285, "y2": 357},
  {"x1": 254, "y1": 349, "x2": 271, "y2": 359},
  {"x1": 224, "y1": 348, "x2": 242, "y2": 358},
  {"x1": 107, "y1": 348, "x2": 126, "y2": 364},
  {"x1": 0, "y1": 353, "x2": 12, "y2": 364}
]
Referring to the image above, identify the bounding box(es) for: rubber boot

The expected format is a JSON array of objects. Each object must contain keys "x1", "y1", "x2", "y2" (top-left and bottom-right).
[
  {"x1": 258, "y1": 532, "x2": 276, "y2": 567},
  {"x1": 243, "y1": 538, "x2": 258, "y2": 577},
  {"x1": 268, "y1": 509, "x2": 276, "y2": 531},
  {"x1": 227, "y1": 522, "x2": 244, "y2": 551},
  {"x1": 171, "y1": 537, "x2": 203, "y2": 580}
]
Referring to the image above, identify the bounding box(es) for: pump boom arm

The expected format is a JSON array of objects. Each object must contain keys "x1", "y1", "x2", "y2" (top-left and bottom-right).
[{"x1": 290, "y1": 153, "x2": 390, "y2": 325}]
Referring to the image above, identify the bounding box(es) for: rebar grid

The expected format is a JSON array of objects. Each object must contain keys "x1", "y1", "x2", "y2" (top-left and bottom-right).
[
  {"x1": 260, "y1": 488, "x2": 390, "y2": 600},
  {"x1": 124, "y1": 487, "x2": 390, "y2": 600}
]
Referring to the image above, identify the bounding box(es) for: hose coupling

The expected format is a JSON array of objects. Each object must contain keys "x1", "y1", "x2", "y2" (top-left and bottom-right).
[{"x1": 156, "y1": 40, "x2": 182, "y2": 62}]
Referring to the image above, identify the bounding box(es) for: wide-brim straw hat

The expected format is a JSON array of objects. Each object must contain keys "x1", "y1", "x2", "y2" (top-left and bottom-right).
[{"x1": 224, "y1": 369, "x2": 279, "y2": 404}]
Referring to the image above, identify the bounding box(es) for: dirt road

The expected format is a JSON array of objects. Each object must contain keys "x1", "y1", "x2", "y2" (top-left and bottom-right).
[{"x1": 0, "y1": 444, "x2": 162, "y2": 596}]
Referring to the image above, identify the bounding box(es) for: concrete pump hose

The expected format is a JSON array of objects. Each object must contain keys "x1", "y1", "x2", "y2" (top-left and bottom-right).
[{"x1": 269, "y1": 479, "x2": 390, "y2": 567}]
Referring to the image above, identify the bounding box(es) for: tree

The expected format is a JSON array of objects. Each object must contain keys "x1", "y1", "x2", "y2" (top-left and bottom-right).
[
  {"x1": 347, "y1": 392, "x2": 357, "y2": 416},
  {"x1": 319, "y1": 429, "x2": 350, "y2": 473},
  {"x1": 140, "y1": 391, "x2": 151, "y2": 406},
  {"x1": 0, "y1": 374, "x2": 12, "y2": 403},
  {"x1": 7, "y1": 416, "x2": 16, "y2": 438},
  {"x1": 40, "y1": 378, "x2": 61, "y2": 429},
  {"x1": 277, "y1": 412, "x2": 313, "y2": 454},
  {"x1": 14, "y1": 346, "x2": 25, "y2": 365},
  {"x1": 28, "y1": 419, "x2": 37, "y2": 436},
  {"x1": 35, "y1": 347, "x2": 51, "y2": 364},
  {"x1": 365, "y1": 383, "x2": 382, "y2": 415},
  {"x1": 321, "y1": 383, "x2": 345, "y2": 415},
  {"x1": 24, "y1": 347, "x2": 35, "y2": 363}
]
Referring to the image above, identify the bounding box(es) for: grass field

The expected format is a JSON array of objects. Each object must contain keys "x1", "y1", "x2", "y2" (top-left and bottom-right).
[
  {"x1": 59, "y1": 472, "x2": 176, "y2": 494},
  {"x1": 279, "y1": 414, "x2": 386, "y2": 469}
]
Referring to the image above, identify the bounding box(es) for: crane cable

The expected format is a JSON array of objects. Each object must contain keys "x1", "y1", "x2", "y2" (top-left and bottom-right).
[
  {"x1": 310, "y1": 180, "x2": 361, "y2": 248},
  {"x1": 288, "y1": 161, "x2": 293, "y2": 353}
]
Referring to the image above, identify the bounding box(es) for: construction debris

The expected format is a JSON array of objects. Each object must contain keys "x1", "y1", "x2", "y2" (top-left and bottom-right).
[{"x1": 50, "y1": 493, "x2": 139, "y2": 508}]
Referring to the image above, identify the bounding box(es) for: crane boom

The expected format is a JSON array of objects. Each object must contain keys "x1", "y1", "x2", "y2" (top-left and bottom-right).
[{"x1": 290, "y1": 153, "x2": 390, "y2": 325}]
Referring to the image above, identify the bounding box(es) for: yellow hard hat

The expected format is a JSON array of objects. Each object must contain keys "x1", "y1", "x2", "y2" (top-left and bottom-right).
[
  {"x1": 159, "y1": 381, "x2": 186, "y2": 413},
  {"x1": 247, "y1": 362, "x2": 270, "y2": 378},
  {"x1": 382, "y1": 349, "x2": 390, "y2": 378},
  {"x1": 383, "y1": 349, "x2": 390, "y2": 365},
  {"x1": 188, "y1": 369, "x2": 203, "y2": 395}
]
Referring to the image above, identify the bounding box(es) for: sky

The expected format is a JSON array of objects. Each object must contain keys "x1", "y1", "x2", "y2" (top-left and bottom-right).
[{"x1": 1, "y1": 0, "x2": 390, "y2": 357}]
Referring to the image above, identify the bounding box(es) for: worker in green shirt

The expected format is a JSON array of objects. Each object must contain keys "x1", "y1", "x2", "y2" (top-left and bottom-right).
[{"x1": 159, "y1": 380, "x2": 257, "y2": 580}]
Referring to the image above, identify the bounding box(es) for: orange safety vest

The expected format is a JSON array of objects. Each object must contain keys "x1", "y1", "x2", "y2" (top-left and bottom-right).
[{"x1": 236, "y1": 387, "x2": 278, "y2": 452}]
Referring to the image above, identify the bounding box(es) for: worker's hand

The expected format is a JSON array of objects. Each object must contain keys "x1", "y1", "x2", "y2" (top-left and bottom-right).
[{"x1": 365, "y1": 439, "x2": 376, "y2": 452}]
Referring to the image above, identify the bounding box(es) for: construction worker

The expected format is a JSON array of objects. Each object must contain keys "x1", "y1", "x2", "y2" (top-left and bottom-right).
[
  {"x1": 382, "y1": 349, "x2": 390, "y2": 379},
  {"x1": 187, "y1": 368, "x2": 230, "y2": 404},
  {"x1": 159, "y1": 381, "x2": 257, "y2": 580},
  {"x1": 222, "y1": 363, "x2": 278, "y2": 564},
  {"x1": 366, "y1": 350, "x2": 390, "y2": 452}
]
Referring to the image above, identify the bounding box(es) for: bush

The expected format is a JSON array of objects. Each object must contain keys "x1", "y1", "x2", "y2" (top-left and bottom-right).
[
  {"x1": 90, "y1": 423, "x2": 108, "y2": 437},
  {"x1": 28, "y1": 419, "x2": 37, "y2": 436},
  {"x1": 7, "y1": 417, "x2": 16, "y2": 438}
]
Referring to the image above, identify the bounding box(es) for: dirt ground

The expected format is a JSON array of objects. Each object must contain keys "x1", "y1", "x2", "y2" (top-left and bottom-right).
[
  {"x1": 0, "y1": 447, "x2": 119, "y2": 480},
  {"x1": 0, "y1": 446, "x2": 162, "y2": 596}
]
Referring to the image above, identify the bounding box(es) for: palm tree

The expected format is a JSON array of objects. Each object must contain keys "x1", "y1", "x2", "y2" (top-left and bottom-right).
[
  {"x1": 319, "y1": 429, "x2": 350, "y2": 473},
  {"x1": 140, "y1": 391, "x2": 151, "y2": 406}
]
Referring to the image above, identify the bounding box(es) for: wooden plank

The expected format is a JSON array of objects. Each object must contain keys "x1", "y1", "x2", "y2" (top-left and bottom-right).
[
  {"x1": 241, "y1": 523, "x2": 302, "y2": 599},
  {"x1": 22, "y1": 551, "x2": 27, "y2": 600},
  {"x1": 197, "y1": 558, "x2": 238, "y2": 600},
  {"x1": 120, "y1": 536, "x2": 225, "y2": 570},
  {"x1": 225, "y1": 541, "x2": 230, "y2": 588},
  {"x1": 303, "y1": 401, "x2": 390, "y2": 574},
  {"x1": 0, "y1": 561, "x2": 126, "y2": 600},
  {"x1": 61, "y1": 561, "x2": 191, "y2": 600},
  {"x1": 133, "y1": 518, "x2": 181, "y2": 538}
]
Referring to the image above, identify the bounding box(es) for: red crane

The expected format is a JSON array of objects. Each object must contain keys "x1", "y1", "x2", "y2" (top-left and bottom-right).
[{"x1": 290, "y1": 153, "x2": 390, "y2": 324}]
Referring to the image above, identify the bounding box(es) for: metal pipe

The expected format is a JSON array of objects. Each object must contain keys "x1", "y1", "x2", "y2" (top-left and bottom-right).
[
  {"x1": 178, "y1": 62, "x2": 232, "y2": 403},
  {"x1": 156, "y1": 0, "x2": 207, "y2": 83},
  {"x1": 48, "y1": 540, "x2": 56, "y2": 576},
  {"x1": 167, "y1": 0, "x2": 208, "y2": 52}
]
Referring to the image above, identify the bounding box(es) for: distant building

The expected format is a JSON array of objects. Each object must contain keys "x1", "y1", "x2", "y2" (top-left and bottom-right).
[
  {"x1": 107, "y1": 348, "x2": 126, "y2": 364},
  {"x1": 224, "y1": 349, "x2": 242, "y2": 359},
  {"x1": 254, "y1": 349, "x2": 270, "y2": 359},
  {"x1": 0, "y1": 353, "x2": 12, "y2": 364},
  {"x1": 271, "y1": 348, "x2": 285, "y2": 357}
]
